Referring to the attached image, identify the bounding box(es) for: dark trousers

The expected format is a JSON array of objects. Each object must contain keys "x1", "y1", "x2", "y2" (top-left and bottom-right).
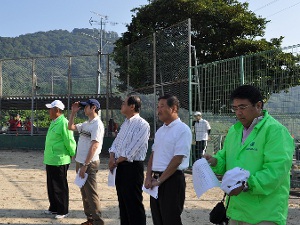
[
  {"x1": 195, "y1": 140, "x2": 207, "y2": 159},
  {"x1": 46, "y1": 164, "x2": 69, "y2": 215},
  {"x1": 115, "y1": 161, "x2": 146, "y2": 225},
  {"x1": 150, "y1": 170, "x2": 186, "y2": 225}
]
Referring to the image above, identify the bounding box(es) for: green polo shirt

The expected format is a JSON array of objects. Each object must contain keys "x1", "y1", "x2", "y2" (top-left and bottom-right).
[{"x1": 44, "y1": 115, "x2": 76, "y2": 166}]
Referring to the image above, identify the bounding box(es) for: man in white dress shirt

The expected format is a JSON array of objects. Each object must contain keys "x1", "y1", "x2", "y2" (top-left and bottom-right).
[
  {"x1": 144, "y1": 94, "x2": 192, "y2": 225},
  {"x1": 108, "y1": 95, "x2": 150, "y2": 225}
]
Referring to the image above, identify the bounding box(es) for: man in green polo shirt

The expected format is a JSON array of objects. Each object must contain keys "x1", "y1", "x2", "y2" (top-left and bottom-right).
[{"x1": 43, "y1": 100, "x2": 76, "y2": 219}]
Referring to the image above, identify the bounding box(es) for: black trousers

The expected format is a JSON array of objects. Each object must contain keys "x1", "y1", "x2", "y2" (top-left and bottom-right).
[
  {"x1": 195, "y1": 140, "x2": 207, "y2": 159},
  {"x1": 46, "y1": 164, "x2": 69, "y2": 215},
  {"x1": 115, "y1": 161, "x2": 146, "y2": 225},
  {"x1": 150, "y1": 170, "x2": 186, "y2": 225}
]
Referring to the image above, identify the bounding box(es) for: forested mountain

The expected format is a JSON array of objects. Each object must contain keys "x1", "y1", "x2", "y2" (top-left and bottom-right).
[{"x1": 0, "y1": 29, "x2": 119, "y2": 59}]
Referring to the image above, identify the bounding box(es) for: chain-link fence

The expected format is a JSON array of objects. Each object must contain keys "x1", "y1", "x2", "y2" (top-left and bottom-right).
[
  {"x1": 1, "y1": 19, "x2": 300, "y2": 165},
  {"x1": 191, "y1": 44, "x2": 300, "y2": 185},
  {"x1": 0, "y1": 20, "x2": 191, "y2": 138},
  {"x1": 192, "y1": 45, "x2": 300, "y2": 135},
  {"x1": 0, "y1": 54, "x2": 112, "y2": 97},
  {"x1": 0, "y1": 53, "x2": 123, "y2": 135},
  {"x1": 115, "y1": 19, "x2": 191, "y2": 137}
]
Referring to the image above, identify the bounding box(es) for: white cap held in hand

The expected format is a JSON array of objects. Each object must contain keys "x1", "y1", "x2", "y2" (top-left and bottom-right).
[{"x1": 221, "y1": 167, "x2": 250, "y2": 195}]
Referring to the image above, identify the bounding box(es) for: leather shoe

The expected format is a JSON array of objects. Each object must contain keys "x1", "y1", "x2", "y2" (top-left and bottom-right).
[{"x1": 81, "y1": 219, "x2": 94, "y2": 225}]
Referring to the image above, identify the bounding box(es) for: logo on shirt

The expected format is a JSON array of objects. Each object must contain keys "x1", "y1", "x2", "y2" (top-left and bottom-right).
[
  {"x1": 245, "y1": 142, "x2": 257, "y2": 151},
  {"x1": 80, "y1": 130, "x2": 91, "y2": 138}
]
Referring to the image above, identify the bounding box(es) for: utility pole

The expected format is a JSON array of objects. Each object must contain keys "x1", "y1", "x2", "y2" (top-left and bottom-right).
[{"x1": 89, "y1": 11, "x2": 108, "y2": 95}]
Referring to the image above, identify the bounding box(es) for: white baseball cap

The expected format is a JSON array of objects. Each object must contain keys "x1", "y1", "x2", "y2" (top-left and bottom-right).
[
  {"x1": 221, "y1": 167, "x2": 250, "y2": 195},
  {"x1": 45, "y1": 100, "x2": 65, "y2": 110},
  {"x1": 194, "y1": 111, "x2": 202, "y2": 116}
]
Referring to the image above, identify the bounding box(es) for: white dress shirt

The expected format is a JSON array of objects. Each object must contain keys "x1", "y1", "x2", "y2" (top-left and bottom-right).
[{"x1": 194, "y1": 119, "x2": 211, "y2": 141}]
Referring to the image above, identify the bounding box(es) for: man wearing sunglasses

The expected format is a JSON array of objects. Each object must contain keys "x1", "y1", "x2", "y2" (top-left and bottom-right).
[{"x1": 204, "y1": 85, "x2": 294, "y2": 225}]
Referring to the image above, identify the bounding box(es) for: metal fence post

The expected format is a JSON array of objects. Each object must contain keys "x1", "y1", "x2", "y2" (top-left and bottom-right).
[
  {"x1": 239, "y1": 55, "x2": 245, "y2": 85},
  {"x1": 31, "y1": 59, "x2": 36, "y2": 136},
  {"x1": 188, "y1": 18, "x2": 192, "y2": 128},
  {"x1": 153, "y1": 32, "x2": 157, "y2": 133},
  {"x1": 67, "y1": 56, "x2": 72, "y2": 116},
  {"x1": 127, "y1": 45, "x2": 130, "y2": 94},
  {"x1": 0, "y1": 61, "x2": 2, "y2": 98},
  {"x1": 106, "y1": 54, "x2": 110, "y2": 136},
  {"x1": 0, "y1": 61, "x2": 2, "y2": 121}
]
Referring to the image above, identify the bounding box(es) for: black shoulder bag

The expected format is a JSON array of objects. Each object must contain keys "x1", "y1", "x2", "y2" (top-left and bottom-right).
[{"x1": 209, "y1": 193, "x2": 230, "y2": 225}]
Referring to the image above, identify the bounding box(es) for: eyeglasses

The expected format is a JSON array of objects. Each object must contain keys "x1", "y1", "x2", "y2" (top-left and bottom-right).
[{"x1": 231, "y1": 104, "x2": 251, "y2": 112}]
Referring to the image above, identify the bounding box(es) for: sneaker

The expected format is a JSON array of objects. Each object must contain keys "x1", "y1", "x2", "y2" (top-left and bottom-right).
[
  {"x1": 55, "y1": 214, "x2": 68, "y2": 219},
  {"x1": 44, "y1": 210, "x2": 57, "y2": 215},
  {"x1": 81, "y1": 219, "x2": 94, "y2": 225}
]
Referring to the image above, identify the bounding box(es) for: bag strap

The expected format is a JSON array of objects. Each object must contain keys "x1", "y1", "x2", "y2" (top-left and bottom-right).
[{"x1": 221, "y1": 192, "x2": 231, "y2": 211}]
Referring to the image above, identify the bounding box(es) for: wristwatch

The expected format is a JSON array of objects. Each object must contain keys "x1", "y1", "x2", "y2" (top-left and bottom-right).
[{"x1": 82, "y1": 162, "x2": 90, "y2": 167}]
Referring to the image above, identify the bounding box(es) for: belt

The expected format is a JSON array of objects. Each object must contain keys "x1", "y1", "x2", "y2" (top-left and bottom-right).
[
  {"x1": 118, "y1": 160, "x2": 144, "y2": 165},
  {"x1": 152, "y1": 170, "x2": 183, "y2": 178},
  {"x1": 152, "y1": 171, "x2": 164, "y2": 178}
]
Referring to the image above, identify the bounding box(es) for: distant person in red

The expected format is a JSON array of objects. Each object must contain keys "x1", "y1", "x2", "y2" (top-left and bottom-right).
[
  {"x1": 8, "y1": 115, "x2": 17, "y2": 131},
  {"x1": 8, "y1": 114, "x2": 22, "y2": 132},
  {"x1": 15, "y1": 114, "x2": 22, "y2": 131},
  {"x1": 24, "y1": 117, "x2": 32, "y2": 132}
]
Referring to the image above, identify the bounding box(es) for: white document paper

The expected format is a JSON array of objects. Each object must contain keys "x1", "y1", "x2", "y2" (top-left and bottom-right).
[
  {"x1": 74, "y1": 169, "x2": 88, "y2": 188},
  {"x1": 108, "y1": 167, "x2": 117, "y2": 187},
  {"x1": 142, "y1": 185, "x2": 158, "y2": 199},
  {"x1": 192, "y1": 158, "x2": 220, "y2": 198}
]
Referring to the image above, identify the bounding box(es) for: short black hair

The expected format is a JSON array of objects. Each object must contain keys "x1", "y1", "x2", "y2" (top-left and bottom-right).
[
  {"x1": 230, "y1": 85, "x2": 264, "y2": 108},
  {"x1": 158, "y1": 94, "x2": 180, "y2": 109},
  {"x1": 127, "y1": 95, "x2": 141, "y2": 113}
]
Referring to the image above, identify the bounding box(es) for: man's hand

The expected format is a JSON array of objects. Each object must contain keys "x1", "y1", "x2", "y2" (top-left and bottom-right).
[
  {"x1": 151, "y1": 178, "x2": 161, "y2": 187},
  {"x1": 144, "y1": 176, "x2": 153, "y2": 189},
  {"x1": 108, "y1": 158, "x2": 117, "y2": 172},
  {"x1": 228, "y1": 185, "x2": 244, "y2": 196},
  {"x1": 202, "y1": 154, "x2": 217, "y2": 166},
  {"x1": 71, "y1": 102, "x2": 81, "y2": 113},
  {"x1": 79, "y1": 165, "x2": 87, "y2": 178}
]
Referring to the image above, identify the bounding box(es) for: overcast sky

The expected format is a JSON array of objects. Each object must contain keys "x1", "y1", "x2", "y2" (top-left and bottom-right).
[{"x1": 0, "y1": 0, "x2": 299, "y2": 47}]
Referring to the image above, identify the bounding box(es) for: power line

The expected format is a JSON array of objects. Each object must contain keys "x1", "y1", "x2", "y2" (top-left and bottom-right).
[
  {"x1": 253, "y1": 0, "x2": 281, "y2": 12},
  {"x1": 266, "y1": 1, "x2": 300, "y2": 18},
  {"x1": 250, "y1": 0, "x2": 300, "y2": 18}
]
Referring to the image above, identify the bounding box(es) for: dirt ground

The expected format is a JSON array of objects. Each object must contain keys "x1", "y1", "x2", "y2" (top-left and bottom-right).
[{"x1": 0, "y1": 149, "x2": 299, "y2": 225}]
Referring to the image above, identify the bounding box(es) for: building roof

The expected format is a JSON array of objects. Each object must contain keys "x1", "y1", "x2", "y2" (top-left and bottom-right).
[{"x1": 0, "y1": 95, "x2": 122, "y2": 110}]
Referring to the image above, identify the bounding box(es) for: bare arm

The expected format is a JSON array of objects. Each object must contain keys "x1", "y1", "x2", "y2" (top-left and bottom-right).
[
  {"x1": 144, "y1": 152, "x2": 154, "y2": 189},
  {"x1": 68, "y1": 102, "x2": 81, "y2": 131},
  {"x1": 108, "y1": 152, "x2": 116, "y2": 172}
]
